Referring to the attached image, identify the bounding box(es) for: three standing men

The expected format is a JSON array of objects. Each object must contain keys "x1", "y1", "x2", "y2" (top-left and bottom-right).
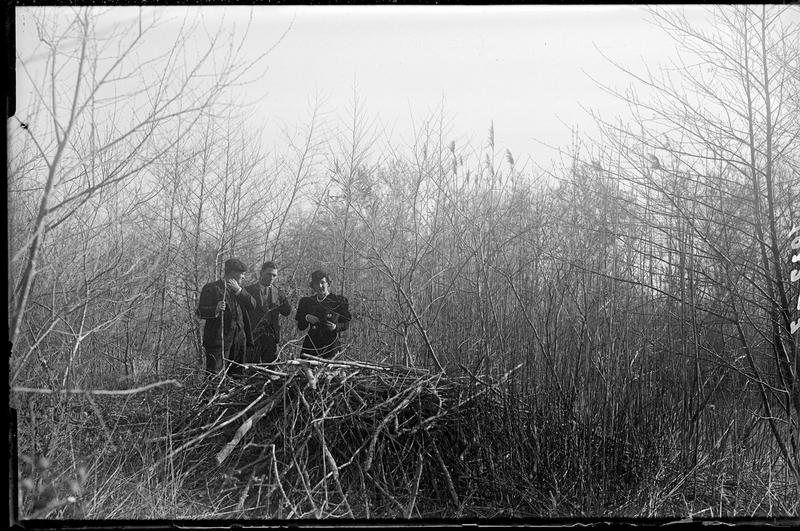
[{"x1": 198, "y1": 260, "x2": 350, "y2": 374}]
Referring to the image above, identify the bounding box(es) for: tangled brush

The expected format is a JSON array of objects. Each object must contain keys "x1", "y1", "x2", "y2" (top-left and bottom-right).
[{"x1": 155, "y1": 355, "x2": 528, "y2": 519}]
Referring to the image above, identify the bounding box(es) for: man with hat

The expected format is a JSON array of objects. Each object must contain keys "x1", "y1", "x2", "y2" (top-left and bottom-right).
[
  {"x1": 242, "y1": 261, "x2": 292, "y2": 363},
  {"x1": 295, "y1": 269, "x2": 352, "y2": 358},
  {"x1": 197, "y1": 258, "x2": 254, "y2": 375}
]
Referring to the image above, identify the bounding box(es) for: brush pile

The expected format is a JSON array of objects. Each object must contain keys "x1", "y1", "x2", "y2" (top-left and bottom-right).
[{"x1": 160, "y1": 355, "x2": 530, "y2": 518}]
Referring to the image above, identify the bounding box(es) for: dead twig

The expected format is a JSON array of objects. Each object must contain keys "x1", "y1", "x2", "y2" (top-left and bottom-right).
[
  {"x1": 404, "y1": 450, "x2": 424, "y2": 518},
  {"x1": 11, "y1": 379, "x2": 183, "y2": 396},
  {"x1": 433, "y1": 440, "x2": 459, "y2": 507}
]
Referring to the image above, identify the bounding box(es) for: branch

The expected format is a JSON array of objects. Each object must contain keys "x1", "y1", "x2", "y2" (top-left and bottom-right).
[{"x1": 10, "y1": 379, "x2": 182, "y2": 396}]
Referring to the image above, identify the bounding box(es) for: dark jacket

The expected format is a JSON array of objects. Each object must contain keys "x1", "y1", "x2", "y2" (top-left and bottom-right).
[
  {"x1": 243, "y1": 283, "x2": 291, "y2": 343},
  {"x1": 197, "y1": 280, "x2": 254, "y2": 350},
  {"x1": 296, "y1": 293, "x2": 351, "y2": 357}
]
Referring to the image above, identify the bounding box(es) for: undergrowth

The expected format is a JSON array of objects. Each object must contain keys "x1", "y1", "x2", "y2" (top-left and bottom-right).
[{"x1": 12, "y1": 360, "x2": 800, "y2": 521}]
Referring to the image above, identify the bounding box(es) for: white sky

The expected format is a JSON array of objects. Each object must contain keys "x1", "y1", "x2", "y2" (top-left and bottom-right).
[
  {"x1": 248, "y1": 4, "x2": 712, "y2": 165},
  {"x1": 15, "y1": 5, "x2": 717, "y2": 166}
]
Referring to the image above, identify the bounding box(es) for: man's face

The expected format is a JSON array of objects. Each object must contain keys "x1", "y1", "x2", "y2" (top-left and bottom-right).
[
  {"x1": 226, "y1": 270, "x2": 246, "y2": 284},
  {"x1": 260, "y1": 268, "x2": 278, "y2": 286}
]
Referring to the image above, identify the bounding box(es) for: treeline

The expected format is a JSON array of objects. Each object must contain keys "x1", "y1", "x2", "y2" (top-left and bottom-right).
[{"x1": 9, "y1": 5, "x2": 799, "y2": 515}]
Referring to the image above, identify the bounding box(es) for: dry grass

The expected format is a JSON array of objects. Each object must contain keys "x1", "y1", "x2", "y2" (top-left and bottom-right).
[{"x1": 12, "y1": 357, "x2": 799, "y2": 521}]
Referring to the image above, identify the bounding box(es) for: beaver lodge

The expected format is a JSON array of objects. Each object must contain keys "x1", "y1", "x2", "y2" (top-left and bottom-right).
[{"x1": 148, "y1": 355, "x2": 543, "y2": 519}]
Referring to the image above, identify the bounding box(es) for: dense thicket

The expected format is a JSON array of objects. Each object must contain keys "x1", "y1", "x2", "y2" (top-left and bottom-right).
[{"x1": 9, "y1": 5, "x2": 799, "y2": 518}]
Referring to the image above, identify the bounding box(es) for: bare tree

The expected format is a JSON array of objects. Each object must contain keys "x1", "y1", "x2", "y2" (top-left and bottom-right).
[
  {"x1": 10, "y1": 6, "x2": 277, "y2": 380},
  {"x1": 583, "y1": 4, "x2": 800, "y2": 484}
]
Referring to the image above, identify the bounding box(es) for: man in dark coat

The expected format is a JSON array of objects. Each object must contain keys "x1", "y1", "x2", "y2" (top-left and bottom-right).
[
  {"x1": 296, "y1": 269, "x2": 351, "y2": 359},
  {"x1": 197, "y1": 258, "x2": 254, "y2": 375},
  {"x1": 242, "y1": 261, "x2": 292, "y2": 363}
]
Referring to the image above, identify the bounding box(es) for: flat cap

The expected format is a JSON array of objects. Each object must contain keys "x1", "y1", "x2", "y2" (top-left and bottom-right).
[{"x1": 224, "y1": 258, "x2": 248, "y2": 273}]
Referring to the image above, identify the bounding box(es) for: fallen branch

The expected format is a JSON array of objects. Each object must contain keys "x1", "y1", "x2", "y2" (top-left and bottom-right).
[
  {"x1": 11, "y1": 379, "x2": 182, "y2": 396},
  {"x1": 216, "y1": 391, "x2": 284, "y2": 464}
]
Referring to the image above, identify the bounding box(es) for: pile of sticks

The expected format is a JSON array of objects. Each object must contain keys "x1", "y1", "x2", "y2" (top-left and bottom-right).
[{"x1": 162, "y1": 355, "x2": 524, "y2": 518}]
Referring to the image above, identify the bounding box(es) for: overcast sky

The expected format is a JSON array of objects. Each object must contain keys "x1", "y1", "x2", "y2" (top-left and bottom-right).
[
  {"x1": 15, "y1": 5, "x2": 717, "y2": 166},
  {"x1": 252, "y1": 5, "x2": 721, "y2": 165}
]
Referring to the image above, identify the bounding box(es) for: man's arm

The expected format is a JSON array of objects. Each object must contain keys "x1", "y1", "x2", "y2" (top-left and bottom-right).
[
  {"x1": 237, "y1": 284, "x2": 258, "y2": 312},
  {"x1": 334, "y1": 296, "x2": 351, "y2": 332},
  {"x1": 197, "y1": 283, "x2": 222, "y2": 319},
  {"x1": 296, "y1": 298, "x2": 310, "y2": 331},
  {"x1": 277, "y1": 291, "x2": 292, "y2": 317}
]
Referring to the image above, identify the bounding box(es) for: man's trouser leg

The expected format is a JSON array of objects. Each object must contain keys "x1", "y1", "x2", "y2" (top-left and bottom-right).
[
  {"x1": 227, "y1": 330, "x2": 247, "y2": 376},
  {"x1": 260, "y1": 335, "x2": 278, "y2": 363},
  {"x1": 205, "y1": 348, "x2": 224, "y2": 375},
  {"x1": 250, "y1": 331, "x2": 278, "y2": 363}
]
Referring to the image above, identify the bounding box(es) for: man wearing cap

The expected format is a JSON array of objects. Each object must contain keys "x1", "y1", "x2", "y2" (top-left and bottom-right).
[
  {"x1": 242, "y1": 261, "x2": 292, "y2": 363},
  {"x1": 296, "y1": 269, "x2": 352, "y2": 358},
  {"x1": 197, "y1": 258, "x2": 254, "y2": 375}
]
